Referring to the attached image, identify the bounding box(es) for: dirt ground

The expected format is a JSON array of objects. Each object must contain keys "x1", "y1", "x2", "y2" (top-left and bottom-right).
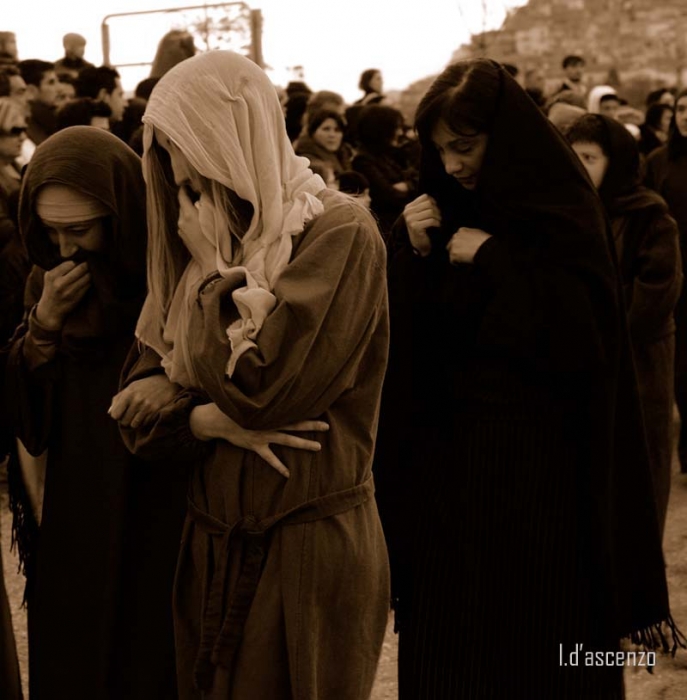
[{"x1": 3, "y1": 443, "x2": 687, "y2": 699}]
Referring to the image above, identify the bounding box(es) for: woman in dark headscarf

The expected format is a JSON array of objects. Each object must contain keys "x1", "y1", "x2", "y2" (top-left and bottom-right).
[
  {"x1": 568, "y1": 113, "x2": 682, "y2": 539},
  {"x1": 645, "y1": 89, "x2": 687, "y2": 473},
  {"x1": 375, "y1": 59, "x2": 683, "y2": 699},
  {"x1": 3, "y1": 126, "x2": 186, "y2": 700}
]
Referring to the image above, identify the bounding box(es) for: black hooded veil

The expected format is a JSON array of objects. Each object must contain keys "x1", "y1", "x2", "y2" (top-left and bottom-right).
[
  {"x1": 375, "y1": 59, "x2": 682, "y2": 698},
  {"x1": 3, "y1": 127, "x2": 186, "y2": 700}
]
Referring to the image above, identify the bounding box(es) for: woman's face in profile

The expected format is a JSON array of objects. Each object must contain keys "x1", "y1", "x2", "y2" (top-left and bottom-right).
[
  {"x1": 431, "y1": 120, "x2": 488, "y2": 191},
  {"x1": 369, "y1": 71, "x2": 383, "y2": 94},
  {"x1": 155, "y1": 127, "x2": 203, "y2": 195}
]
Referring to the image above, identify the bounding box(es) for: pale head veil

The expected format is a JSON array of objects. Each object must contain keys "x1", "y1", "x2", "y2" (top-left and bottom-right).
[{"x1": 135, "y1": 50, "x2": 327, "y2": 385}]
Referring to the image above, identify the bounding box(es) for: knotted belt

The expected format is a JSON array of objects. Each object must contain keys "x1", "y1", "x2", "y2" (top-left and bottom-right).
[{"x1": 189, "y1": 475, "x2": 376, "y2": 690}]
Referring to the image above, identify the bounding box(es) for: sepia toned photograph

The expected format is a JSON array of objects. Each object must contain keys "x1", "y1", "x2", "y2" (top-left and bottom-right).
[{"x1": 2, "y1": 1, "x2": 687, "y2": 698}]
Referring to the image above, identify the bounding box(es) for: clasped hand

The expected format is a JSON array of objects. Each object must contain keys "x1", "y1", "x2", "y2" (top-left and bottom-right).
[
  {"x1": 403, "y1": 195, "x2": 491, "y2": 262},
  {"x1": 189, "y1": 403, "x2": 329, "y2": 479}
]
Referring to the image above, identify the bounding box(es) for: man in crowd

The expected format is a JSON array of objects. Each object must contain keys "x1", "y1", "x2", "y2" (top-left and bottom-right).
[
  {"x1": 74, "y1": 65, "x2": 125, "y2": 125},
  {"x1": 54, "y1": 33, "x2": 94, "y2": 79},
  {"x1": 17, "y1": 59, "x2": 58, "y2": 146}
]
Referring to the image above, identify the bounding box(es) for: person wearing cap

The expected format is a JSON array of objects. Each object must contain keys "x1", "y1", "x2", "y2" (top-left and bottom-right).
[{"x1": 54, "y1": 33, "x2": 94, "y2": 80}]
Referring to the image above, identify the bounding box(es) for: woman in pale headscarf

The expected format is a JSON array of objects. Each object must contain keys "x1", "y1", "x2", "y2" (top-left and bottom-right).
[{"x1": 113, "y1": 51, "x2": 390, "y2": 699}]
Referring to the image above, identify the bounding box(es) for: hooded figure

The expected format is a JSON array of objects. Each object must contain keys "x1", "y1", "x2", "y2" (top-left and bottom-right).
[
  {"x1": 375, "y1": 59, "x2": 684, "y2": 699},
  {"x1": 645, "y1": 88, "x2": 687, "y2": 472},
  {"x1": 3, "y1": 127, "x2": 187, "y2": 700},
  {"x1": 117, "y1": 51, "x2": 390, "y2": 699},
  {"x1": 568, "y1": 113, "x2": 682, "y2": 538},
  {"x1": 588, "y1": 84, "x2": 618, "y2": 114}
]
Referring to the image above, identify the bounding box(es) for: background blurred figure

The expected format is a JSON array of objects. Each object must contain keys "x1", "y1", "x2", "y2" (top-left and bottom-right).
[
  {"x1": 0, "y1": 91, "x2": 27, "y2": 700},
  {"x1": 53, "y1": 33, "x2": 93, "y2": 80},
  {"x1": 352, "y1": 104, "x2": 417, "y2": 238},
  {"x1": 568, "y1": 113, "x2": 682, "y2": 538},
  {"x1": 0, "y1": 66, "x2": 28, "y2": 108},
  {"x1": 524, "y1": 67, "x2": 546, "y2": 108},
  {"x1": 17, "y1": 60, "x2": 58, "y2": 147},
  {"x1": 550, "y1": 54, "x2": 587, "y2": 100},
  {"x1": 646, "y1": 89, "x2": 687, "y2": 474},
  {"x1": 0, "y1": 97, "x2": 29, "y2": 345},
  {"x1": 355, "y1": 68, "x2": 385, "y2": 106},
  {"x1": 56, "y1": 97, "x2": 112, "y2": 131},
  {"x1": 149, "y1": 29, "x2": 196, "y2": 79},
  {"x1": 588, "y1": 85, "x2": 621, "y2": 118},
  {"x1": 54, "y1": 73, "x2": 76, "y2": 109},
  {"x1": 75, "y1": 66, "x2": 125, "y2": 127},
  {"x1": 295, "y1": 108, "x2": 352, "y2": 185},
  {"x1": 547, "y1": 98, "x2": 587, "y2": 133},
  {"x1": 0, "y1": 32, "x2": 18, "y2": 67},
  {"x1": 646, "y1": 88, "x2": 676, "y2": 109},
  {"x1": 639, "y1": 102, "x2": 674, "y2": 157},
  {"x1": 281, "y1": 80, "x2": 312, "y2": 143}
]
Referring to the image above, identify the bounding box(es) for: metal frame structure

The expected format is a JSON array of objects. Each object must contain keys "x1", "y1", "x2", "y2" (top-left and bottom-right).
[{"x1": 101, "y1": 2, "x2": 263, "y2": 70}]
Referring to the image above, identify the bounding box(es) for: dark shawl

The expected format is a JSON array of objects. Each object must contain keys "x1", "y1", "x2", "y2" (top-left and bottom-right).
[
  {"x1": 5, "y1": 127, "x2": 184, "y2": 699},
  {"x1": 19, "y1": 126, "x2": 147, "y2": 353},
  {"x1": 378, "y1": 59, "x2": 681, "y2": 650},
  {"x1": 6, "y1": 125, "x2": 148, "y2": 587}
]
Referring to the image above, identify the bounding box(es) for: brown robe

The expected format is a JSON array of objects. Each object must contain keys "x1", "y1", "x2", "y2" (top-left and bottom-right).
[{"x1": 122, "y1": 191, "x2": 391, "y2": 699}]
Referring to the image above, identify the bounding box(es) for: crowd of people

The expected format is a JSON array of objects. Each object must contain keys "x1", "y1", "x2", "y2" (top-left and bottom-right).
[{"x1": 0, "y1": 26, "x2": 686, "y2": 700}]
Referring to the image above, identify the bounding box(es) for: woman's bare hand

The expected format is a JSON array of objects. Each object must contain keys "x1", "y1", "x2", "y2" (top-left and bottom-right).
[
  {"x1": 446, "y1": 227, "x2": 492, "y2": 264},
  {"x1": 35, "y1": 261, "x2": 91, "y2": 330},
  {"x1": 109, "y1": 374, "x2": 181, "y2": 429},
  {"x1": 402, "y1": 194, "x2": 441, "y2": 257},
  {"x1": 189, "y1": 402, "x2": 329, "y2": 478}
]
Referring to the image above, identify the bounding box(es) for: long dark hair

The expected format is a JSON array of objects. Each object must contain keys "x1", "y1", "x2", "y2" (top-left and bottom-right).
[{"x1": 415, "y1": 60, "x2": 500, "y2": 148}]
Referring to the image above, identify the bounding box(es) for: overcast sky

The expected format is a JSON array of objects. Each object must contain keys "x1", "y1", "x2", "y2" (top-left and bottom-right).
[{"x1": 4, "y1": 0, "x2": 526, "y2": 101}]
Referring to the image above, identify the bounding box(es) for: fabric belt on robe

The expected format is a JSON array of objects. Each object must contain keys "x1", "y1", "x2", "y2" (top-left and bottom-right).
[{"x1": 189, "y1": 475, "x2": 376, "y2": 691}]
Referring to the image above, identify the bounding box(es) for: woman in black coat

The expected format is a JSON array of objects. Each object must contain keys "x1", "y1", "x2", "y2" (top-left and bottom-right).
[{"x1": 375, "y1": 59, "x2": 683, "y2": 699}]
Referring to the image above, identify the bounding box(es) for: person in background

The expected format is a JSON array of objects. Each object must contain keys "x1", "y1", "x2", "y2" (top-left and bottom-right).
[
  {"x1": 568, "y1": 113, "x2": 682, "y2": 539},
  {"x1": 294, "y1": 108, "x2": 352, "y2": 184},
  {"x1": 547, "y1": 98, "x2": 587, "y2": 133},
  {"x1": 149, "y1": 29, "x2": 196, "y2": 79},
  {"x1": 550, "y1": 54, "x2": 587, "y2": 101},
  {"x1": 352, "y1": 104, "x2": 417, "y2": 238},
  {"x1": 0, "y1": 32, "x2": 18, "y2": 67},
  {"x1": 0, "y1": 99, "x2": 30, "y2": 700},
  {"x1": 17, "y1": 60, "x2": 58, "y2": 146},
  {"x1": 645, "y1": 89, "x2": 687, "y2": 474},
  {"x1": 54, "y1": 73, "x2": 76, "y2": 108},
  {"x1": 355, "y1": 68, "x2": 386, "y2": 106},
  {"x1": 281, "y1": 80, "x2": 312, "y2": 143},
  {"x1": 639, "y1": 102, "x2": 674, "y2": 157},
  {"x1": 0, "y1": 66, "x2": 28, "y2": 108},
  {"x1": 74, "y1": 66, "x2": 125, "y2": 126},
  {"x1": 0, "y1": 97, "x2": 29, "y2": 344},
  {"x1": 134, "y1": 76, "x2": 159, "y2": 102},
  {"x1": 646, "y1": 88, "x2": 676, "y2": 109},
  {"x1": 524, "y1": 67, "x2": 546, "y2": 108},
  {"x1": 53, "y1": 33, "x2": 94, "y2": 80},
  {"x1": 588, "y1": 86, "x2": 621, "y2": 118},
  {"x1": 56, "y1": 97, "x2": 112, "y2": 131},
  {"x1": 3, "y1": 127, "x2": 186, "y2": 700}
]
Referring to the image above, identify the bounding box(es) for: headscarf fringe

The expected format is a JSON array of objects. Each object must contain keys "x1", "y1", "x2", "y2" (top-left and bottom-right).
[{"x1": 626, "y1": 616, "x2": 687, "y2": 657}]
